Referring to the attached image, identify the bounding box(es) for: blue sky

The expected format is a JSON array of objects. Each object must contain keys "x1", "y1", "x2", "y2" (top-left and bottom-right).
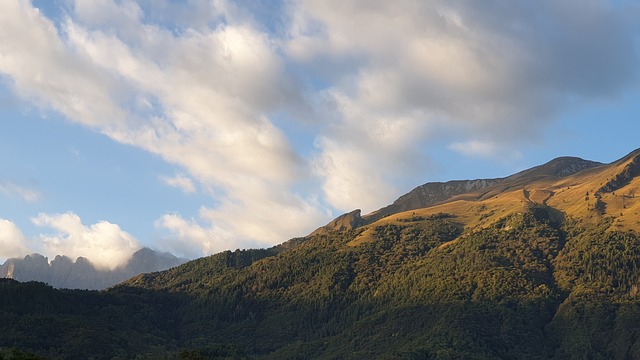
[{"x1": 0, "y1": 0, "x2": 639, "y2": 268}]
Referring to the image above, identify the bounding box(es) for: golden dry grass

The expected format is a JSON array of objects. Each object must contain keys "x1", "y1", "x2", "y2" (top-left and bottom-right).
[{"x1": 348, "y1": 153, "x2": 640, "y2": 247}]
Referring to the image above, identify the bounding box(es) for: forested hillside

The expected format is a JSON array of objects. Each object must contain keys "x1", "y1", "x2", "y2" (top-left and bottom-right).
[
  {"x1": 1, "y1": 207, "x2": 640, "y2": 359},
  {"x1": 3, "y1": 150, "x2": 640, "y2": 359}
]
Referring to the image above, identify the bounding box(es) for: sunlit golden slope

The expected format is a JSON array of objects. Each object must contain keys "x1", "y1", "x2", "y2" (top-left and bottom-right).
[
  {"x1": 339, "y1": 148, "x2": 640, "y2": 246},
  {"x1": 547, "y1": 149, "x2": 640, "y2": 232}
]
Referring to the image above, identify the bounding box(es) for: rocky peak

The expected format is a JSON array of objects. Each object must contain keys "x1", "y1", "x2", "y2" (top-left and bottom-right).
[
  {"x1": 597, "y1": 149, "x2": 640, "y2": 195},
  {"x1": 312, "y1": 153, "x2": 610, "y2": 236},
  {"x1": 362, "y1": 178, "x2": 503, "y2": 224},
  {"x1": 0, "y1": 248, "x2": 188, "y2": 290},
  {"x1": 508, "y1": 157, "x2": 603, "y2": 180}
]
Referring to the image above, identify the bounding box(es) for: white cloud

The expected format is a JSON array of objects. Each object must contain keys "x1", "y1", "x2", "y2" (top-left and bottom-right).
[
  {"x1": 155, "y1": 213, "x2": 230, "y2": 260},
  {"x1": 449, "y1": 140, "x2": 499, "y2": 158},
  {"x1": 0, "y1": 0, "x2": 128, "y2": 129},
  {"x1": 0, "y1": 180, "x2": 40, "y2": 202},
  {"x1": 0, "y1": 0, "x2": 637, "y2": 259},
  {"x1": 31, "y1": 212, "x2": 140, "y2": 270},
  {"x1": 161, "y1": 174, "x2": 196, "y2": 194},
  {"x1": 0, "y1": 219, "x2": 29, "y2": 260},
  {"x1": 288, "y1": 0, "x2": 637, "y2": 210},
  {"x1": 0, "y1": 0, "x2": 326, "y2": 255},
  {"x1": 449, "y1": 140, "x2": 523, "y2": 161},
  {"x1": 196, "y1": 187, "x2": 330, "y2": 248},
  {"x1": 312, "y1": 93, "x2": 431, "y2": 212},
  {"x1": 156, "y1": 188, "x2": 331, "y2": 258}
]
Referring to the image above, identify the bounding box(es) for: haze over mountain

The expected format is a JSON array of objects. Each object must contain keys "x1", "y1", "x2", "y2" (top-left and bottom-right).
[
  {"x1": 0, "y1": 248, "x2": 187, "y2": 290},
  {"x1": 3, "y1": 148, "x2": 640, "y2": 358}
]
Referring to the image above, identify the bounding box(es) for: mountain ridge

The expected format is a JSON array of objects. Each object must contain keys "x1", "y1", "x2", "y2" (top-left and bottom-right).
[
  {"x1": 2, "y1": 148, "x2": 640, "y2": 358},
  {"x1": 317, "y1": 154, "x2": 605, "y2": 234},
  {"x1": 113, "y1": 145, "x2": 640, "y2": 358},
  {"x1": 0, "y1": 247, "x2": 188, "y2": 290}
]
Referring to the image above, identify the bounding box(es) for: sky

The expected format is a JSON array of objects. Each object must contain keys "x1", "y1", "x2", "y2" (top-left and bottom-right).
[{"x1": 0, "y1": 0, "x2": 639, "y2": 269}]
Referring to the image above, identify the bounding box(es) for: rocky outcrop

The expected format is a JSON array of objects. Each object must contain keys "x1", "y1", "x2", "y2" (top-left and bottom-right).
[
  {"x1": 312, "y1": 155, "x2": 605, "y2": 235},
  {"x1": 508, "y1": 157, "x2": 603, "y2": 180},
  {"x1": 364, "y1": 179, "x2": 503, "y2": 224},
  {"x1": 597, "y1": 151, "x2": 640, "y2": 195},
  {"x1": 0, "y1": 248, "x2": 188, "y2": 290}
]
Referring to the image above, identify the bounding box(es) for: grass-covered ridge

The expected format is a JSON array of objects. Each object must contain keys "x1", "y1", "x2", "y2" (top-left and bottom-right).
[
  {"x1": 5, "y1": 149, "x2": 640, "y2": 358},
  {"x1": 2, "y1": 204, "x2": 640, "y2": 358}
]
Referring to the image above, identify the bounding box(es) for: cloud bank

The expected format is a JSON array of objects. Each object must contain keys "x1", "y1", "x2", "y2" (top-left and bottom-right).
[
  {"x1": 31, "y1": 212, "x2": 140, "y2": 270},
  {"x1": 289, "y1": 0, "x2": 637, "y2": 210},
  {"x1": 0, "y1": 219, "x2": 29, "y2": 260},
  {"x1": 0, "y1": 213, "x2": 139, "y2": 269},
  {"x1": 0, "y1": 0, "x2": 637, "y2": 259}
]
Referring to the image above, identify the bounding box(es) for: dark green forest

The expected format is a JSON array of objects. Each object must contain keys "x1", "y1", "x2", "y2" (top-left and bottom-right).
[{"x1": 2, "y1": 206, "x2": 640, "y2": 359}]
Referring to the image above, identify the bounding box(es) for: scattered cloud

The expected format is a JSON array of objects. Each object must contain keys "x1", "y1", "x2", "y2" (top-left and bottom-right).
[
  {"x1": 156, "y1": 190, "x2": 330, "y2": 259},
  {"x1": 0, "y1": 0, "x2": 128, "y2": 129},
  {"x1": 288, "y1": 0, "x2": 638, "y2": 210},
  {"x1": 311, "y1": 91, "x2": 432, "y2": 212},
  {"x1": 155, "y1": 213, "x2": 222, "y2": 260},
  {"x1": 0, "y1": 218, "x2": 29, "y2": 260},
  {"x1": 449, "y1": 140, "x2": 523, "y2": 162},
  {"x1": 449, "y1": 140, "x2": 498, "y2": 158},
  {"x1": 0, "y1": 0, "x2": 325, "y2": 252},
  {"x1": 196, "y1": 189, "x2": 330, "y2": 249},
  {"x1": 0, "y1": 1, "x2": 638, "y2": 257},
  {"x1": 0, "y1": 180, "x2": 40, "y2": 202},
  {"x1": 161, "y1": 174, "x2": 196, "y2": 194},
  {"x1": 31, "y1": 212, "x2": 140, "y2": 270}
]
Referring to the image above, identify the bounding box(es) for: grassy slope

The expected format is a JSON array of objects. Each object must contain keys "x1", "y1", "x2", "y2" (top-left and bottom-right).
[{"x1": 3, "y1": 152, "x2": 640, "y2": 358}]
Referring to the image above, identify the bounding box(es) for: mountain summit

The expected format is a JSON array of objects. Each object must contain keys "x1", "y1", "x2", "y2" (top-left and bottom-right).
[
  {"x1": 318, "y1": 155, "x2": 604, "y2": 232},
  {"x1": 342, "y1": 149, "x2": 639, "y2": 236},
  {"x1": 3, "y1": 148, "x2": 640, "y2": 359}
]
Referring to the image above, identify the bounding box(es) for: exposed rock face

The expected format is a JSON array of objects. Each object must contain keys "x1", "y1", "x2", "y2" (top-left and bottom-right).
[
  {"x1": 364, "y1": 179, "x2": 504, "y2": 224},
  {"x1": 0, "y1": 248, "x2": 188, "y2": 290},
  {"x1": 597, "y1": 151, "x2": 640, "y2": 195},
  {"x1": 507, "y1": 156, "x2": 603, "y2": 180},
  {"x1": 368, "y1": 156, "x2": 604, "y2": 222}
]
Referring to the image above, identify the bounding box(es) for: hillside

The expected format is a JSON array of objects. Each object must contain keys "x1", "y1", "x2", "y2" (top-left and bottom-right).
[{"x1": 2, "y1": 149, "x2": 640, "y2": 359}]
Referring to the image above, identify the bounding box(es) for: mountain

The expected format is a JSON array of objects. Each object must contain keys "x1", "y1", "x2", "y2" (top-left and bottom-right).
[
  {"x1": 2, "y1": 149, "x2": 640, "y2": 359},
  {"x1": 0, "y1": 248, "x2": 188, "y2": 290},
  {"x1": 316, "y1": 155, "x2": 603, "y2": 232}
]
